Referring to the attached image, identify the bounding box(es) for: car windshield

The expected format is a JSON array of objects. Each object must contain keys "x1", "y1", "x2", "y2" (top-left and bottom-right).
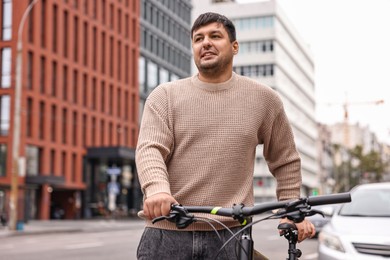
[{"x1": 339, "y1": 188, "x2": 390, "y2": 217}]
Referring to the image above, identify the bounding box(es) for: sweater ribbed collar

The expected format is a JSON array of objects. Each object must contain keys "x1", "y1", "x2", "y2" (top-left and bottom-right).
[{"x1": 191, "y1": 72, "x2": 237, "y2": 92}]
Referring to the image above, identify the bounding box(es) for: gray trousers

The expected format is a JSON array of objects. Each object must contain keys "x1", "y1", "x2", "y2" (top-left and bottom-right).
[{"x1": 137, "y1": 227, "x2": 244, "y2": 260}]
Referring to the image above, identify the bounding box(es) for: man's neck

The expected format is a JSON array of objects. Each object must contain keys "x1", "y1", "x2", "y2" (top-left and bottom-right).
[{"x1": 198, "y1": 70, "x2": 233, "y2": 83}]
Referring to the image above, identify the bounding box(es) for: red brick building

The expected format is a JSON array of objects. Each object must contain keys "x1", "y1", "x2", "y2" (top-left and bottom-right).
[{"x1": 0, "y1": 0, "x2": 141, "y2": 222}]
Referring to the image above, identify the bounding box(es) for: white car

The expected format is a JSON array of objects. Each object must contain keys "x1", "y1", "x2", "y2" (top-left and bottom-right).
[{"x1": 318, "y1": 182, "x2": 390, "y2": 259}]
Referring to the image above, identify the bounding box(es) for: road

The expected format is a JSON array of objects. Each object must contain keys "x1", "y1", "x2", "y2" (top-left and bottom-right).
[{"x1": 0, "y1": 217, "x2": 319, "y2": 260}]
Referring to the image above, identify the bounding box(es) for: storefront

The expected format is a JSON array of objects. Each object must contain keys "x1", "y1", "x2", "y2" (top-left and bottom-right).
[{"x1": 84, "y1": 147, "x2": 142, "y2": 218}]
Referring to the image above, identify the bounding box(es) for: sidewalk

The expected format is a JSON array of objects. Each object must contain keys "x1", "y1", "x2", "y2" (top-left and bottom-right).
[{"x1": 0, "y1": 218, "x2": 145, "y2": 238}]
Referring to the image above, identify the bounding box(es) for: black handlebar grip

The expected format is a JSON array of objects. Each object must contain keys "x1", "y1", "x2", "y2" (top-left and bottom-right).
[{"x1": 307, "y1": 192, "x2": 351, "y2": 206}]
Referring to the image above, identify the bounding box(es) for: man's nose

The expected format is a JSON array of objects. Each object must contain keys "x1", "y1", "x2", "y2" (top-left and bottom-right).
[{"x1": 202, "y1": 37, "x2": 212, "y2": 48}]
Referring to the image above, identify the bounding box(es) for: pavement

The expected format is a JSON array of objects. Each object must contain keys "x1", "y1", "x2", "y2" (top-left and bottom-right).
[{"x1": 0, "y1": 217, "x2": 145, "y2": 238}]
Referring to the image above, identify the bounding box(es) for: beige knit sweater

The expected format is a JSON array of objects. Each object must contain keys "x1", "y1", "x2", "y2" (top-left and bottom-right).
[{"x1": 135, "y1": 72, "x2": 302, "y2": 230}]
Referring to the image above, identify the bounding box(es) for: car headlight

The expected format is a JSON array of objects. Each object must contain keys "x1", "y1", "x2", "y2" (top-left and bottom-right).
[{"x1": 318, "y1": 231, "x2": 345, "y2": 253}]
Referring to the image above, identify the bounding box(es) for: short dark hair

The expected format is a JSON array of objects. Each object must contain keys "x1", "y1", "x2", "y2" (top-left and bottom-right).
[{"x1": 191, "y1": 12, "x2": 236, "y2": 42}]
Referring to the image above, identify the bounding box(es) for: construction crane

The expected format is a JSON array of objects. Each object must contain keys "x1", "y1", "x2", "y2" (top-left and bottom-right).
[{"x1": 324, "y1": 96, "x2": 384, "y2": 147}]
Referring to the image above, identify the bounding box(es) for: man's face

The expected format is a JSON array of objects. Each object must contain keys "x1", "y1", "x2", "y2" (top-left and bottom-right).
[{"x1": 192, "y1": 22, "x2": 238, "y2": 74}]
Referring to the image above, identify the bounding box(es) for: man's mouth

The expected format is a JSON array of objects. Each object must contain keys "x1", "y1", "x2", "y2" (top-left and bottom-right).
[{"x1": 201, "y1": 52, "x2": 216, "y2": 58}]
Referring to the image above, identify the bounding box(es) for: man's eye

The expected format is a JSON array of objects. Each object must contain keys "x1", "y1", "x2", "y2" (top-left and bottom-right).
[{"x1": 194, "y1": 37, "x2": 202, "y2": 42}]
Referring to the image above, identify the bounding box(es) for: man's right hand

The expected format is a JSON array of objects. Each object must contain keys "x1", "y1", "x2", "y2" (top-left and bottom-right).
[{"x1": 143, "y1": 193, "x2": 178, "y2": 220}]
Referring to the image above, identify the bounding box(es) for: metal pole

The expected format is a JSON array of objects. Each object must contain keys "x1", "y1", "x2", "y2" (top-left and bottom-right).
[{"x1": 9, "y1": 0, "x2": 40, "y2": 231}]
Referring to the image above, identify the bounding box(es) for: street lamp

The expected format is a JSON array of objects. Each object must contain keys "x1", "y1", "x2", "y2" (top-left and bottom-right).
[{"x1": 9, "y1": 0, "x2": 40, "y2": 231}]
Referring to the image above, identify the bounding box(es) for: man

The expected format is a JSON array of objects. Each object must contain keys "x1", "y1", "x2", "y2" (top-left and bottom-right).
[{"x1": 136, "y1": 12, "x2": 315, "y2": 259}]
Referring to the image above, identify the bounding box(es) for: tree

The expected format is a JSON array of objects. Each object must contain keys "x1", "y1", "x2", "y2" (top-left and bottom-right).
[{"x1": 331, "y1": 145, "x2": 387, "y2": 192}]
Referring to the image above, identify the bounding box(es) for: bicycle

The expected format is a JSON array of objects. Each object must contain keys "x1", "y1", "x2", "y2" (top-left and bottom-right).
[{"x1": 139, "y1": 192, "x2": 351, "y2": 260}]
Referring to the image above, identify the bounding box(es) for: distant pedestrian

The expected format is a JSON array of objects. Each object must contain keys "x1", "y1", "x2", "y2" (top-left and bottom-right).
[{"x1": 0, "y1": 212, "x2": 7, "y2": 226}]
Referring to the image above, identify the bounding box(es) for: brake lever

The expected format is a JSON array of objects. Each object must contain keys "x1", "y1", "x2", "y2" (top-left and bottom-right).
[
  {"x1": 276, "y1": 199, "x2": 326, "y2": 223},
  {"x1": 305, "y1": 209, "x2": 325, "y2": 218},
  {"x1": 152, "y1": 215, "x2": 171, "y2": 224},
  {"x1": 151, "y1": 204, "x2": 195, "y2": 229}
]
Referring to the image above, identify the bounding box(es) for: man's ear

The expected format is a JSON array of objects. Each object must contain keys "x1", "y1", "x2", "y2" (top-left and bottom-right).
[{"x1": 232, "y1": 41, "x2": 239, "y2": 55}]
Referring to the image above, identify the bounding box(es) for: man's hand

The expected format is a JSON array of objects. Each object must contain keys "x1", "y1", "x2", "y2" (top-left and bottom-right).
[
  {"x1": 143, "y1": 193, "x2": 178, "y2": 220},
  {"x1": 279, "y1": 218, "x2": 316, "y2": 242}
]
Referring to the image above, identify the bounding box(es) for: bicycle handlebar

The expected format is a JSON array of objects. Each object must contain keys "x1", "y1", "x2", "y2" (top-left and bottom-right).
[
  {"x1": 139, "y1": 192, "x2": 351, "y2": 228},
  {"x1": 306, "y1": 192, "x2": 351, "y2": 206},
  {"x1": 180, "y1": 192, "x2": 351, "y2": 217}
]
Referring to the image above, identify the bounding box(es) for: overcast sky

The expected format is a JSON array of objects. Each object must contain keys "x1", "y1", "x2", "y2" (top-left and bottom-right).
[{"x1": 236, "y1": 0, "x2": 390, "y2": 144}]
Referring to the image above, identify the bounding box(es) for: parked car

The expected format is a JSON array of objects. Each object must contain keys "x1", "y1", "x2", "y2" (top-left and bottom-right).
[
  {"x1": 306, "y1": 204, "x2": 339, "y2": 238},
  {"x1": 318, "y1": 182, "x2": 390, "y2": 259}
]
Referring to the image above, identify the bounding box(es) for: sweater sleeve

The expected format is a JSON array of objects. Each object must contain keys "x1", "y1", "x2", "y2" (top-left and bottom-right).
[
  {"x1": 135, "y1": 87, "x2": 174, "y2": 198},
  {"x1": 262, "y1": 108, "x2": 302, "y2": 201}
]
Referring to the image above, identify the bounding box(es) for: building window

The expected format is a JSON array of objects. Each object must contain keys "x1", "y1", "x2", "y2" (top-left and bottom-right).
[
  {"x1": 51, "y1": 104, "x2": 57, "y2": 141},
  {"x1": 109, "y1": 36, "x2": 114, "y2": 77},
  {"x1": 61, "y1": 151, "x2": 66, "y2": 176},
  {"x1": 62, "y1": 108, "x2": 67, "y2": 144},
  {"x1": 39, "y1": 101, "x2": 45, "y2": 140},
  {"x1": 41, "y1": 0, "x2": 46, "y2": 48},
  {"x1": 26, "y1": 145, "x2": 41, "y2": 176},
  {"x1": 125, "y1": 45, "x2": 129, "y2": 84},
  {"x1": 109, "y1": 84, "x2": 113, "y2": 115},
  {"x1": 109, "y1": 3, "x2": 114, "y2": 29},
  {"x1": 91, "y1": 117, "x2": 96, "y2": 145},
  {"x1": 0, "y1": 95, "x2": 10, "y2": 135},
  {"x1": 82, "y1": 114, "x2": 87, "y2": 146},
  {"x1": 52, "y1": 4, "x2": 58, "y2": 53},
  {"x1": 124, "y1": 91, "x2": 129, "y2": 120},
  {"x1": 83, "y1": 22, "x2": 88, "y2": 66},
  {"x1": 92, "y1": 27, "x2": 97, "y2": 70},
  {"x1": 131, "y1": 93, "x2": 136, "y2": 123},
  {"x1": 2, "y1": 0, "x2": 12, "y2": 41},
  {"x1": 0, "y1": 144, "x2": 6, "y2": 176},
  {"x1": 118, "y1": 9, "x2": 122, "y2": 34},
  {"x1": 117, "y1": 41, "x2": 121, "y2": 81},
  {"x1": 125, "y1": 14, "x2": 129, "y2": 38},
  {"x1": 73, "y1": 16, "x2": 79, "y2": 62},
  {"x1": 27, "y1": 51, "x2": 33, "y2": 89},
  {"x1": 117, "y1": 88, "x2": 121, "y2": 118},
  {"x1": 83, "y1": 73, "x2": 88, "y2": 107},
  {"x1": 101, "y1": 31, "x2": 106, "y2": 74},
  {"x1": 28, "y1": 4, "x2": 34, "y2": 43},
  {"x1": 100, "y1": 119, "x2": 105, "y2": 145},
  {"x1": 51, "y1": 61, "x2": 57, "y2": 96},
  {"x1": 26, "y1": 98, "x2": 33, "y2": 137},
  {"x1": 100, "y1": 81, "x2": 105, "y2": 113},
  {"x1": 63, "y1": 10, "x2": 69, "y2": 57},
  {"x1": 1, "y1": 47, "x2": 12, "y2": 88},
  {"x1": 72, "y1": 70, "x2": 78, "y2": 104},
  {"x1": 233, "y1": 64, "x2": 274, "y2": 77},
  {"x1": 40, "y1": 56, "x2": 45, "y2": 93},
  {"x1": 138, "y1": 57, "x2": 145, "y2": 93},
  {"x1": 72, "y1": 111, "x2": 77, "y2": 146},
  {"x1": 72, "y1": 153, "x2": 77, "y2": 182},
  {"x1": 63, "y1": 65, "x2": 68, "y2": 100},
  {"x1": 92, "y1": 77, "x2": 97, "y2": 110},
  {"x1": 102, "y1": 0, "x2": 106, "y2": 24},
  {"x1": 124, "y1": 126, "x2": 128, "y2": 146},
  {"x1": 159, "y1": 67, "x2": 169, "y2": 84},
  {"x1": 50, "y1": 149, "x2": 55, "y2": 175},
  {"x1": 146, "y1": 60, "x2": 157, "y2": 92},
  {"x1": 109, "y1": 122, "x2": 113, "y2": 145}
]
